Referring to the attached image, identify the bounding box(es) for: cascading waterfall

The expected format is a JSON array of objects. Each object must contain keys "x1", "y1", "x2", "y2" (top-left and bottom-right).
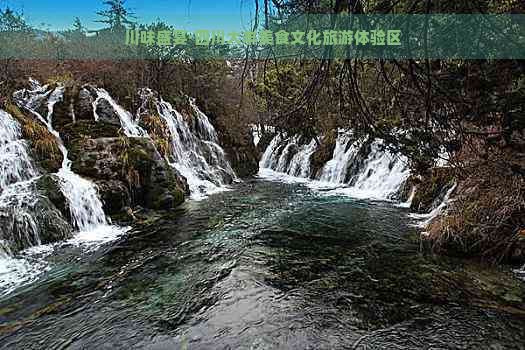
[
  {"x1": 93, "y1": 88, "x2": 146, "y2": 137},
  {"x1": 260, "y1": 131, "x2": 410, "y2": 200},
  {"x1": 260, "y1": 134, "x2": 318, "y2": 178},
  {"x1": 0, "y1": 111, "x2": 41, "y2": 255},
  {"x1": 0, "y1": 110, "x2": 47, "y2": 293},
  {"x1": 0, "y1": 110, "x2": 38, "y2": 190},
  {"x1": 151, "y1": 95, "x2": 236, "y2": 198},
  {"x1": 342, "y1": 140, "x2": 410, "y2": 199},
  {"x1": 1, "y1": 81, "x2": 129, "y2": 295},
  {"x1": 411, "y1": 183, "x2": 457, "y2": 229},
  {"x1": 318, "y1": 132, "x2": 359, "y2": 184},
  {"x1": 14, "y1": 82, "x2": 108, "y2": 231}
]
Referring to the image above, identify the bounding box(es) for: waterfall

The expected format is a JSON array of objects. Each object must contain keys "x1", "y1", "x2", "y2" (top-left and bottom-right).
[
  {"x1": 0, "y1": 110, "x2": 38, "y2": 190},
  {"x1": 318, "y1": 132, "x2": 359, "y2": 184},
  {"x1": 260, "y1": 134, "x2": 317, "y2": 178},
  {"x1": 154, "y1": 97, "x2": 236, "y2": 198},
  {"x1": 288, "y1": 139, "x2": 318, "y2": 178},
  {"x1": 411, "y1": 183, "x2": 457, "y2": 229},
  {"x1": 260, "y1": 133, "x2": 283, "y2": 169},
  {"x1": 14, "y1": 82, "x2": 108, "y2": 231},
  {"x1": 343, "y1": 140, "x2": 410, "y2": 199},
  {"x1": 93, "y1": 88, "x2": 146, "y2": 137},
  {"x1": 0, "y1": 110, "x2": 46, "y2": 293},
  {"x1": 259, "y1": 131, "x2": 410, "y2": 200}
]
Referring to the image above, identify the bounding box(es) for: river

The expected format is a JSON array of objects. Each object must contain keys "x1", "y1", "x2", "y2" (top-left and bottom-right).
[{"x1": 1, "y1": 178, "x2": 524, "y2": 349}]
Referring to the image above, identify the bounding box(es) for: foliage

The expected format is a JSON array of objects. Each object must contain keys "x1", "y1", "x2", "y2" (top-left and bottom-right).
[{"x1": 96, "y1": 0, "x2": 135, "y2": 32}]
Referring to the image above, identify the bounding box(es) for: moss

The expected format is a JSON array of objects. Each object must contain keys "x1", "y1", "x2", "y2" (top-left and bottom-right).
[
  {"x1": 310, "y1": 130, "x2": 336, "y2": 178},
  {"x1": 61, "y1": 120, "x2": 120, "y2": 147},
  {"x1": 411, "y1": 167, "x2": 456, "y2": 213},
  {"x1": 139, "y1": 110, "x2": 170, "y2": 158},
  {"x1": 4, "y1": 100, "x2": 63, "y2": 172},
  {"x1": 151, "y1": 161, "x2": 186, "y2": 209}
]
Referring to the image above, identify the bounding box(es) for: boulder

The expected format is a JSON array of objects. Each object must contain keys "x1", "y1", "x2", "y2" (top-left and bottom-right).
[
  {"x1": 94, "y1": 98, "x2": 122, "y2": 127},
  {"x1": 69, "y1": 137, "x2": 188, "y2": 214},
  {"x1": 75, "y1": 87, "x2": 96, "y2": 121},
  {"x1": 95, "y1": 180, "x2": 131, "y2": 215},
  {"x1": 36, "y1": 174, "x2": 70, "y2": 222},
  {"x1": 0, "y1": 180, "x2": 73, "y2": 253}
]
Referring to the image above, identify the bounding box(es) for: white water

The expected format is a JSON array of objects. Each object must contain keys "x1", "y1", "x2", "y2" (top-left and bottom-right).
[
  {"x1": 410, "y1": 183, "x2": 457, "y2": 229},
  {"x1": 260, "y1": 134, "x2": 319, "y2": 178},
  {"x1": 16, "y1": 83, "x2": 109, "y2": 232},
  {"x1": 1, "y1": 80, "x2": 235, "y2": 294},
  {"x1": 318, "y1": 132, "x2": 359, "y2": 184},
  {"x1": 260, "y1": 131, "x2": 410, "y2": 201},
  {"x1": 328, "y1": 140, "x2": 410, "y2": 200},
  {"x1": 0, "y1": 81, "x2": 127, "y2": 295},
  {"x1": 93, "y1": 88, "x2": 146, "y2": 137},
  {"x1": 0, "y1": 110, "x2": 38, "y2": 191},
  {"x1": 154, "y1": 96, "x2": 236, "y2": 199}
]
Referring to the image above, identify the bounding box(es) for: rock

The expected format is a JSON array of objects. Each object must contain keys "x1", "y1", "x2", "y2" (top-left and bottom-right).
[
  {"x1": 310, "y1": 133, "x2": 336, "y2": 179},
  {"x1": 0, "y1": 180, "x2": 73, "y2": 253},
  {"x1": 217, "y1": 130, "x2": 259, "y2": 178},
  {"x1": 345, "y1": 139, "x2": 373, "y2": 185},
  {"x1": 256, "y1": 131, "x2": 277, "y2": 155},
  {"x1": 95, "y1": 180, "x2": 131, "y2": 215},
  {"x1": 410, "y1": 167, "x2": 456, "y2": 214},
  {"x1": 61, "y1": 120, "x2": 120, "y2": 148},
  {"x1": 36, "y1": 174, "x2": 70, "y2": 222},
  {"x1": 69, "y1": 137, "x2": 188, "y2": 214},
  {"x1": 95, "y1": 98, "x2": 122, "y2": 126},
  {"x1": 75, "y1": 87, "x2": 96, "y2": 121},
  {"x1": 393, "y1": 175, "x2": 419, "y2": 203}
]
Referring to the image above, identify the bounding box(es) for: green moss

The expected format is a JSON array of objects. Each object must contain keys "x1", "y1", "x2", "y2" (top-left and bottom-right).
[
  {"x1": 62, "y1": 120, "x2": 120, "y2": 147},
  {"x1": 411, "y1": 168, "x2": 456, "y2": 213},
  {"x1": 4, "y1": 100, "x2": 63, "y2": 173}
]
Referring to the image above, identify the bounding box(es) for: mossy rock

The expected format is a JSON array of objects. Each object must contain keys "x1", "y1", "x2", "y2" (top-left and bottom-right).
[
  {"x1": 68, "y1": 137, "x2": 188, "y2": 214},
  {"x1": 411, "y1": 167, "x2": 455, "y2": 213},
  {"x1": 35, "y1": 174, "x2": 70, "y2": 222},
  {"x1": 4, "y1": 101, "x2": 63, "y2": 173},
  {"x1": 0, "y1": 180, "x2": 73, "y2": 253},
  {"x1": 61, "y1": 120, "x2": 120, "y2": 148},
  {"x1": 310, "y1": 131, "x2": 336, "y2": 179}
]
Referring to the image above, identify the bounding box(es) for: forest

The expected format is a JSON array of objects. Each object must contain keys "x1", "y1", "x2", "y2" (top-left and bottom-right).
[{"x1": 0, "y1": 0, "x2": 525, "y2": 349}]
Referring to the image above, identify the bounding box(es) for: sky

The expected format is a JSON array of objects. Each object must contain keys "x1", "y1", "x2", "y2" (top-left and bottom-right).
[{"x1": 0, "y1": 0, "x2": 256, "y2": 31}]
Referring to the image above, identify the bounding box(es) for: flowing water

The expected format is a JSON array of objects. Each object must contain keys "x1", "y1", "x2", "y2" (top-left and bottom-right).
[
  {"x1": 0, "y1": 82, "x2": 125, "y2": 295},
  {"x1": 0, "y1": 81, "x2": 238, "y2": 295},
  {"x1": 261, "y1": 132, "x2": 411, "y2": 201},
  {"x1": 0, "y1": 179, "x2": 524, "y2": 349},
  {"x1": 15, "y1": 83, "x2": 109, "y2": 232},
  {"x1": 154, "y1": 95, "x2": 236, "y2": 199}
]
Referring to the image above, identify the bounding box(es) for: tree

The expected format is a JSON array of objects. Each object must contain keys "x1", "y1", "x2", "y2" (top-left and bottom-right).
[
  {"x1": 96, "y1": 0, "x2": 135, "y2": 32},
  {"x1": 0, "y1": 7, "x2": 32, "y2": 32},
  {"x1": 72, "y1": 17, "x2": 85, "y2": 33}
]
